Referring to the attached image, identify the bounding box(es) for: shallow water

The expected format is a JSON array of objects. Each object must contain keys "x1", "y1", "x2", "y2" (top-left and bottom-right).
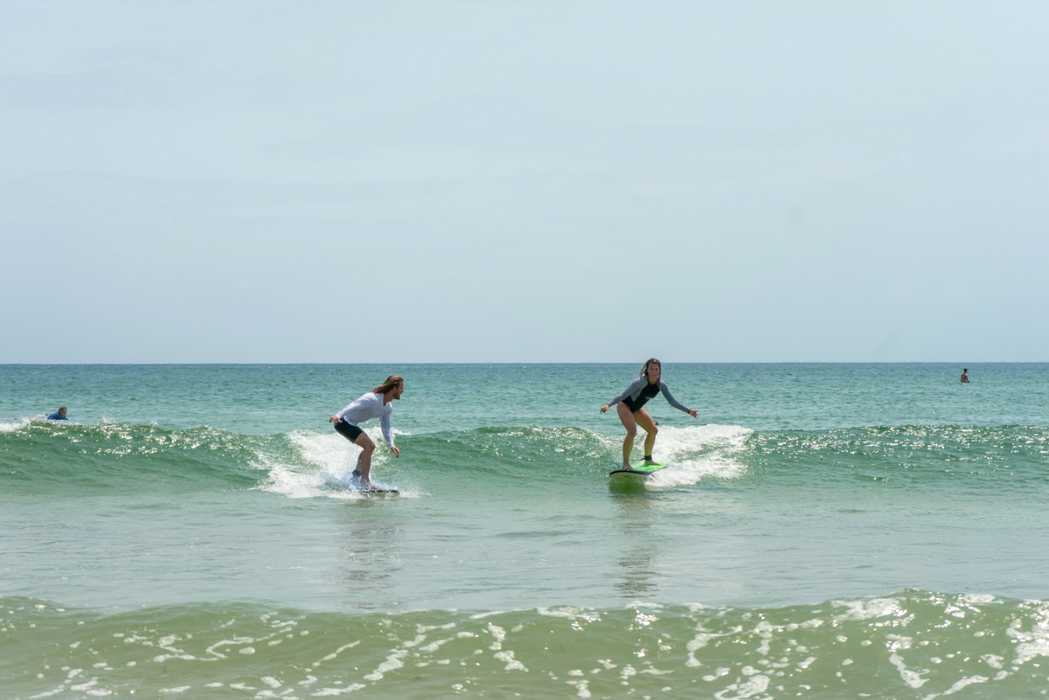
[{"x1": 3, "y1": 363, "x2": 1048, "y2": 698}]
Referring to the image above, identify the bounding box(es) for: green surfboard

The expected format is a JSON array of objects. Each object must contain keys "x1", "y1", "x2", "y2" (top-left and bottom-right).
[{"x1": 608, "y1": 462, "x2": 666, "y2": 477}]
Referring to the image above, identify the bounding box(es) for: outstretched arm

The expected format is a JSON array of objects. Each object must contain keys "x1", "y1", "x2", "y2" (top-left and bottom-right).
[{"x1": 661, "y1": 382, "x2": 698, "y2": 417}]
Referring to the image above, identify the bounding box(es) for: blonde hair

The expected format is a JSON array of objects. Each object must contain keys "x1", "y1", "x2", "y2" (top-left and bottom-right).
[{"x1": 372, "y1": 375, "x2": 404, "y2": 394}]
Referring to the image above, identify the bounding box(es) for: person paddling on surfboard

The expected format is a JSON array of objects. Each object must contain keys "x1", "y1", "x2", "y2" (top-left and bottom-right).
[
  {"x1": 329, "y1": 375, "x2": 404, "y2": 490},
  {"x1": 601, "y1": 359, "x2": 699, "y2": 470},
  {"x1": 46, "y1": 406, "x2": 68, "y2": 420}
]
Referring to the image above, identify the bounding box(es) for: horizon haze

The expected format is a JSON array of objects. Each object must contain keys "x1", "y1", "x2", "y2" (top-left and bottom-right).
[{"x1": 3, "y1": 0, "x2": 1047, "y2": 363}]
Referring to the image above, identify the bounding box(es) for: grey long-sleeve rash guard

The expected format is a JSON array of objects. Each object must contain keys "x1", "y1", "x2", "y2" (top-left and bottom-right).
[{"x1": 608, "y1": 378, "x2": 691, "y2": 414}]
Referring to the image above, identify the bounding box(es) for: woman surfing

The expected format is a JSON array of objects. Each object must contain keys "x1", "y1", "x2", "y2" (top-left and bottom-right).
[{"x1": 601, "y1": 359, "x2": 699, "y2": 470}]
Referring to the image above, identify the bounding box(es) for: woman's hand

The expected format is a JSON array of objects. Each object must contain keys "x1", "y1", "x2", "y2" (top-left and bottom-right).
[
  {"x1": 688, "y1": 409, "x2": 699, "y2": 419},
  {"x1": 328, "y1": 415, "x2": 341, "y2": 423},
  {"x1": 600, "y1": 404, "x2": 610, "y2": 413}
]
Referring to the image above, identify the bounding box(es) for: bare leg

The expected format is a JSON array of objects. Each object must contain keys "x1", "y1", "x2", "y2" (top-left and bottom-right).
[
  {"x1": 354, "y1": 433, "x2": 377, "y2": 487},
  {"x1": 616, "y1": 402, "x2": 638, "y2": 468},
  {"x1": 634, "y1": 408, "x2": 658, "y2": 462}
]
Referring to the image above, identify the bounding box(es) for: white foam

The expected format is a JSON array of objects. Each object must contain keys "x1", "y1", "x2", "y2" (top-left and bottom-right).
[
  {"x1": 494, "y1": 650, "x2": 527, "y2": 671},
  {"x1": 1006, "y1": 613, "x2": 1049, "y2": 665},
  {"x1": 889, "y1": 650, "x2": 928, "y2": 689},
  {"x1": 311, "y1": 684, "x2": 366, "y2": 696},
  {"x1": 289, "y1": 428, "x2": 377, "y2": 472},
  {"x1": 566, "y1": 679, "x2": 591, "y2": 698},
  {"x1": 363, "y1": 650, "x2": 407, "y2": 681},
  {"x1": 255, "y1": 449, "x2": 343, "y2": 500},
  {"x1": 256, "y1": 428, "x2": 412, "y2": 500},
  {"x1": 922, "y1": 675, "x2": 990, "y2": 699},
  {"x1": 712, "y1": 672, "x2": 770, "y2": 699},
  {"x1": 1, "y1": 417, "x2": 31, "y2": 433},
  {"x1": 832, "y1": 597, "x2": 906, "y2": 622},
  {"x1": 643, "y1": 424, "x2": 753, "y2": 488},
  {"x1": 958, "y1": 593, "x2": 998, "y2": 606}
]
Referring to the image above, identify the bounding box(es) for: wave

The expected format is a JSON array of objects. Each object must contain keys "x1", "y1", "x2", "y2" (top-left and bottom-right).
[
  {"x1": 259, "y1": 423, "x2": 754, "y2": 499},
  {"x1": 748, "y1": 424, "x2": 1049, "y2": 488},
  {"x1": 0, "y1": 421, "x2": 266, "y2": 492},
  {"x1": 3, "y1": 589, "x2": 1049, "y2": 699},
  {"x1": 6, "y1": 420, "x2": 1045, "y2": 498},
  {"x1": 1, "y1": 421, "x2": 753, "y2": 498},
  {"x1": 0, "y1": 417, "x2": 31, "y2": 433}
]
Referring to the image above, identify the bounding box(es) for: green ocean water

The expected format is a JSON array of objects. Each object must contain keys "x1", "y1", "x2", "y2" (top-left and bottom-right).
[{"x1": 2, "y1": 363, "x2": 1049, "y2": 698}]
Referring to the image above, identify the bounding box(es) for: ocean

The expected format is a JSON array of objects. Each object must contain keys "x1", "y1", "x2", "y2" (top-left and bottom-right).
[{"x1": 2, "y1": 363, "x2": 1048, "y2": 699}]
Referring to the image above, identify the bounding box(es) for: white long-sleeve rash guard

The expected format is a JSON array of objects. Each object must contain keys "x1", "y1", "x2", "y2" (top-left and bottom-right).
[{"x1": 336, "y1": 392, "x2": 395, "y2": 448}]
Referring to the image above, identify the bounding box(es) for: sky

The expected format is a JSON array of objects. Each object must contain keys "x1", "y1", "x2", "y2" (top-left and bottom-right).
[{"x1": 2, "y1": 0, "x2": 1047, "y2": 363}]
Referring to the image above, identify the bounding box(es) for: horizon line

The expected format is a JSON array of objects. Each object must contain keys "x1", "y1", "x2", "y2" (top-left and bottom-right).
[{"x1": 1, "y1": 361, "x2": 1044, "y2": 366}]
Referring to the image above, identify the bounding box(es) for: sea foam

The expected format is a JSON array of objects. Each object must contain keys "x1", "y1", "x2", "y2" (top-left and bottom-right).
[
  {"x1": 257, "y1": 427, "x2": 409, "y2": 500},
  {"x1": 0, "y1": 417, "x2": 31, "y2": 433},
  {"x1": 644, "y1": 424, "x2": 753, "y2": 488}
]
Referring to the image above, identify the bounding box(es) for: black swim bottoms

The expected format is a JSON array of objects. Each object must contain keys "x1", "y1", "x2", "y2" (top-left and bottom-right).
[{"x1": 334, "y1": 420, "x2": 364, "y2": 442}]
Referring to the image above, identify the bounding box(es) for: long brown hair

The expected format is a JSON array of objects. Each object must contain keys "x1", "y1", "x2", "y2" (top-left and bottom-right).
[
  {"x1": 372, "y1": 375, "x2": 404, "y2": 394},
  {"x1": 639, "y1": 358, "x2": 661, "y2": 380}
]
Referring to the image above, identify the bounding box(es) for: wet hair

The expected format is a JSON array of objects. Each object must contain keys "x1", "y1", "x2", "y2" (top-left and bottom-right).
[
  {"x1": 639, "y1": 358, "x2": 661, "y2": 380},
  {"x1": 963, "y1": 368, "x2": 968, "y2": 373},
  {"x1": 372, "y1": 375, "x2": 404, "y2": 394}
]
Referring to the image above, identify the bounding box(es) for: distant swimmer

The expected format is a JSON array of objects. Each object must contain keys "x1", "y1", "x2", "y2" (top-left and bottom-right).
[
  {"x1": 328, "y1": 376, "x2": 404, "y2": 490},
  {"x1": 46, "y1": 406, "x2": 68, "y2": 420},
  {"x1": 600, "y1": 358, "x2": 699, "y2": 470},
  {"x1": 961, "y1": 368, "x2": 970, "y2": 383}
]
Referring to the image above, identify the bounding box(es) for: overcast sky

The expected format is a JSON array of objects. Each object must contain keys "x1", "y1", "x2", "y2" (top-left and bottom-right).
[{"x1": 2, "y1": 0, "x2": 1047, "y2": 363}]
